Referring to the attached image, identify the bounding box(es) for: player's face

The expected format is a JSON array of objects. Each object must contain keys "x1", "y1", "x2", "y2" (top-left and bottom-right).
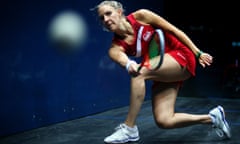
[{"x1": 98, "y1": 5, "x2": 122, "y2": 32}]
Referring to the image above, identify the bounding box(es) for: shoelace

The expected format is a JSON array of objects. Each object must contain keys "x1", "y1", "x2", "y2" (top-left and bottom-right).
[{"x1": 114, "y1": 124, "x2": 124, "y2": 131}]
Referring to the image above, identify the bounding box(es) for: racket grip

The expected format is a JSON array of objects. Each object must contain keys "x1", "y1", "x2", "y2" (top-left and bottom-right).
[
  {"x1": 137, "y1": 65, "x2": 142, "y2": 73},
  {"x1": 125, "y1": 60, "x2": 136, "y2": 72}
]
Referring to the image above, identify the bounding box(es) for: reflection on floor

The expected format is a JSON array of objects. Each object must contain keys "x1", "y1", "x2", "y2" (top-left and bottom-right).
[{"x1": 0, "y1": 97, "x2": 239, "y2": 144}]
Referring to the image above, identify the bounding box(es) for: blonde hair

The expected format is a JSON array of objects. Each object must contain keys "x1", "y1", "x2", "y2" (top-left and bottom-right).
[{"x1": 91, "y1": 0, "x2": 125, "y2": 13}]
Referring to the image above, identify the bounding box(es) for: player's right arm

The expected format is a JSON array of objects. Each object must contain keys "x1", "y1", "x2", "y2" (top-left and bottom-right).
[
  {"x1": 108, "y1": 43, "x2": 139, "y2": 75},
  {"x1": 108, "y1": 43, "x2": 128, "y2": 68}
]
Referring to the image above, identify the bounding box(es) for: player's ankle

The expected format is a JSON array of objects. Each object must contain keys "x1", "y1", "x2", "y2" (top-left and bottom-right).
[{"x1": 124, "y1": 122, "x2": 136, "y2": 128}]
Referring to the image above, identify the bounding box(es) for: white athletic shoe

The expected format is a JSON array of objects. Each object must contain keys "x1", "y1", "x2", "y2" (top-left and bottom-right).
[
  {"x1": 104, "y1": 123, "x2": 140, "y2": 143},
  {"x1": 209, "y1": 105, "x2": 231, "y2": 139}
]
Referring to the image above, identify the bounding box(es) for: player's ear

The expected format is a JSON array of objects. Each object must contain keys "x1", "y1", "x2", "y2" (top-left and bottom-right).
[{"x1": 117, "y1": 9, "x2": 123, "y2": 16}]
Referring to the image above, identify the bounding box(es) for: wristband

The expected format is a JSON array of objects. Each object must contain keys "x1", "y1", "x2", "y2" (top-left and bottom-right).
[
  {"x1": 196, "y1": 50, "x2": 203, "y2": 59},
  {"x1": 125, "y1": 60, "x2": 136, "y2": 71}
]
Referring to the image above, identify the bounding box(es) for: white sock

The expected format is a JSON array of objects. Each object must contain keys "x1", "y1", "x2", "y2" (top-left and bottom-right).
[{"x1": 123, "y1": 123, "x2": 137, "y2": 132}]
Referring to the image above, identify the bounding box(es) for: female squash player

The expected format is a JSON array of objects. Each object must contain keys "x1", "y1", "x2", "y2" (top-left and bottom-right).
[{"x1": 93, "y1": 1, "x2": 231, "y2": 143}]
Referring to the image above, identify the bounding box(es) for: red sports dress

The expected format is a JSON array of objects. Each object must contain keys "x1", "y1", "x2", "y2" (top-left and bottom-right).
[{"x1": 112, "y1": 13, "x2": 196, "y2": 77}]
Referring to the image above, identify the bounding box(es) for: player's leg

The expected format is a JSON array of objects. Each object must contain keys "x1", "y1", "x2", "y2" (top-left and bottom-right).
[
  {"x1": 104, "y1": 76, "x2": 145, "y2": 143},
  {"x1": 148, "y1": 55, "x2": 231, "y2": 138},
  {"x1": 151, "y1": 82, "x2": 212, "y2": 129},
  {"x1": 125, "y1": 76, "x2": 146, "y2": 127},
  {"x1": 140, "y1": 54, "x2": 191, "y2": 82}
]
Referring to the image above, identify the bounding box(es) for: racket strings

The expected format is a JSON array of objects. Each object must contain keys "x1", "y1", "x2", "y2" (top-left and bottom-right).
[{"x1": 148, "y1": 33, "x2": 161, "y2": 70}]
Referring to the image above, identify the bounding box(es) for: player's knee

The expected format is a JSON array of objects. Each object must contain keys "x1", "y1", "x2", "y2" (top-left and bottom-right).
[
  {"x1": 155, "y1": 117, "x2": 173, "y2": 129},
  {"x1": 131, "y1": 77, "x2": 146, "y2": 101}
]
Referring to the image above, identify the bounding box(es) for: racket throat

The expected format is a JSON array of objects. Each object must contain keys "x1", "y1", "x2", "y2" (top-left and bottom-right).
[{"x1": 139, "y1": 55, "x2": 151, "y2": 71}]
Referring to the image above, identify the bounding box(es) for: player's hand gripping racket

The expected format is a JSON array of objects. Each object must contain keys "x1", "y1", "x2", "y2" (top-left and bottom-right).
[{"x1": 137, "y1": 29, "x2": 165, "y2": 72}]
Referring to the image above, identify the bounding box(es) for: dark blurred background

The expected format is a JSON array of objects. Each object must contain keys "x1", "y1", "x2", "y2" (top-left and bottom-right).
[
  {"x1": 0, "y1": 0, "x2": 239, "y2": 137},
  {"x1": 164, "y1": 1, "x2": 240, "y2": 99}
]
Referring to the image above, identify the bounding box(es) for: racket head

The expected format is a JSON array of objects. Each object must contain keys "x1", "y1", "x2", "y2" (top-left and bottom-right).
[{"x1": 138, "y1": 29, "x2": 165, "y2": 71}]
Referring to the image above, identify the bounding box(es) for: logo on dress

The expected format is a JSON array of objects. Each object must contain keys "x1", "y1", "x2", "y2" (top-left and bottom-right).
[
  {"x1": 177, "y1": 52, "x2": 186, "y2": 60},
  {"x1": 143, "y1": 31, "x2": 151, "y2": 41}
]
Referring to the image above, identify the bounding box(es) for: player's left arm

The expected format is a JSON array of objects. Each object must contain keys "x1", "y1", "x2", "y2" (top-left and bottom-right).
[{"x1": 133, "y1": 9, "x2": 213, "y2": 67}]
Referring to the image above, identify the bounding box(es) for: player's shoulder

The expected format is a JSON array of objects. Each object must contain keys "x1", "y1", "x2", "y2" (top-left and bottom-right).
[
  {"x1": 132, "y1": 9, "x2": 154, "y2": 20},
  {"x1": 132, "y1": 9, "x2": 152, "y2": 16}
]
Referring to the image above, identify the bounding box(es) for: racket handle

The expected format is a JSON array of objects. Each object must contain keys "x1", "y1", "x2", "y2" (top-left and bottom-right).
[
  {"x1": 137, "y1": 66, "x2": 142, "y2": 73},
  {"x1": 137, "y1": 60, "x2": 150, "y2": 72}
]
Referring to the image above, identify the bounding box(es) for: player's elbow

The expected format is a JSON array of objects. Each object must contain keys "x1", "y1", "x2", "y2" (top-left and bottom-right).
[
  {"x1": 108, "y1": 47, "x2": 120, "y2": 63},
  {"x1": 108, "y1": 48, "x2": 116, "y2": 60}
]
